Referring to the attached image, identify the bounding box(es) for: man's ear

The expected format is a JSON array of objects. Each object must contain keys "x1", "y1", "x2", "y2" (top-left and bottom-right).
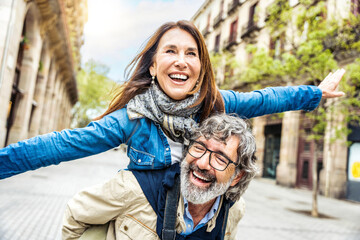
[{"x1": 230, "y1": 171, "x2": 244, "y2": 187}]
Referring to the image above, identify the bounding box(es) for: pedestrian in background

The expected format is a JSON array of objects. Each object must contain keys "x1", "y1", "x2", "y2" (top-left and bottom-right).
[{"x1": 0, "y1": 20, "x2": 345, "y2": 180}]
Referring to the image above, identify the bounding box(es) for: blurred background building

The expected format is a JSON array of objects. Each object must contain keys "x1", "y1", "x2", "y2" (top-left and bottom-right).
[
  {"x1": 0, "y1": 0, "x2": 87, "y2": 147},
  {"x1": 192, "y1": 0, "x2": 360, "y2": 202}
]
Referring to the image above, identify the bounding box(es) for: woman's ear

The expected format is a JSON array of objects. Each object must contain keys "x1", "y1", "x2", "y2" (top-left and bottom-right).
[
  {"x1": 149, "y1": 63, "x2": 156, "y2": 77},
  {"x1": 230, "y1": 171, "x2": 244, "y2": 187}
]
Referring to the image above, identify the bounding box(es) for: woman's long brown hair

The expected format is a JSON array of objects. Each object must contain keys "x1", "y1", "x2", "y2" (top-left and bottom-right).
[{"x1": 95, "y1": 20, "x2": 224, "y2": 122}]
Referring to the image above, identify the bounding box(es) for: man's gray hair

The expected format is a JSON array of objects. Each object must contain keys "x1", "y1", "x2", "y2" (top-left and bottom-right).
[{"x1": 189, "y1": 114, "x2": 258, "y2": 202}]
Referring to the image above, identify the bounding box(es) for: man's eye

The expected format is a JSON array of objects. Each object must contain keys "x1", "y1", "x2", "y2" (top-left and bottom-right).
[
  {"x1": 194, "y1": 145, "x2": 205, "y2": 152},
  {"x1": 214, "y1": 154, "x2": 228, "y2": 165}
]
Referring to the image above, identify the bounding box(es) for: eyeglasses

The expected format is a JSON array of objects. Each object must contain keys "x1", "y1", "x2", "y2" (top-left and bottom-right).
[{"x1": 187, "y1": 141, "x2": 238, "y2": 171}]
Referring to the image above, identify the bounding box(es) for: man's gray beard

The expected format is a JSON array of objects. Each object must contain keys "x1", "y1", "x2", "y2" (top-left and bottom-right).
[{"x1": 180, "y1": 160, "x2": 235, "y2": 204}]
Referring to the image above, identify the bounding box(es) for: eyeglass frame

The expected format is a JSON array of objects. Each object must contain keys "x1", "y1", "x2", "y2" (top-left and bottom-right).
[{"x1": 187, "y1": 140, "x2": 239, "y2": 171}]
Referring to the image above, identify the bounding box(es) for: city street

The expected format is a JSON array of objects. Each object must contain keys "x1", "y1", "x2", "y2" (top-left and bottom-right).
[{"x1": 0, "y1": 149, "x2": 359, "y2": 240}]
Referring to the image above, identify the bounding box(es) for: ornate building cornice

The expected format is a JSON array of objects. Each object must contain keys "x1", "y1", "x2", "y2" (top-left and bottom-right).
[{"x1": 34, "y1": 0, "x2": 87, "y2": 104}]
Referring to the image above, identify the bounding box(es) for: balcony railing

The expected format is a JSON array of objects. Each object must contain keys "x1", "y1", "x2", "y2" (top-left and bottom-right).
[
  {"x1": 241, "y1": 21, "x2": 260, "y2": 38},
  {"x1": 228, "y1": 0, "x2": 243, "y2": 14},
  {"x1": 202, "y1": 27, "x2": 210, "y2": 37},
  {"x1": 213, "y1": 12, "x2": 224, "y2": 28},
  {"x1": 225, "y1": 33, "x2": 238, "y2": 50}
]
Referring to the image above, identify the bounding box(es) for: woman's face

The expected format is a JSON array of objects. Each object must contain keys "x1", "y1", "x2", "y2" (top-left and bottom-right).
[{"x1": 149, "y1": 28, "x2": 201, "y2": 100}]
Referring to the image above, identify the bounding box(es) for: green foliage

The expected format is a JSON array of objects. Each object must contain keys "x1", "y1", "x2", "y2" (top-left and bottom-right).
[
  {"x1": 341, "y1": 58, "x2": 360, "y2": 123},
  {"x1": 72, "y1": 60, "x2": 116, "y2": 128},
  {"x1": 210, "y1": 51, "x2": 241, "y2": 89},
  {"x1": 214, "y1": 0, "x2": 360, "y2": 143},
  {"x1": 239, "y1": 47, "x2": 286, "y2": 88},
  {"x1": 266, "y1": 0, "x2": 291, "y2": 34}
]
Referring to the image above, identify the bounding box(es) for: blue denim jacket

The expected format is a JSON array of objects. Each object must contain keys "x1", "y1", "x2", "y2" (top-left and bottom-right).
[{"x1": 0, "y1": 86, "x2": 321, "y2": 179}]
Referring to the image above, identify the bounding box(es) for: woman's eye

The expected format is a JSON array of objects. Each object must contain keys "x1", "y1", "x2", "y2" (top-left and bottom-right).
[
  {"x1": 166, "y1": 49, "x2": 175, "y2": 54},
  {"x1": 188, "y1": 52, "x2": 197, "y2": 56}
]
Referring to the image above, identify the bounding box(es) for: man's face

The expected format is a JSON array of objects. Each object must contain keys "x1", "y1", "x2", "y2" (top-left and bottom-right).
[{"x1": 180, "y1": 136, "x2": 243, "y2": 204}]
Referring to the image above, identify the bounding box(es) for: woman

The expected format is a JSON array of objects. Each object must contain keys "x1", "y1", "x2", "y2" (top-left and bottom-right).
[{"x1": 0, "y1": 20, "x2": 345, "y2": 179}]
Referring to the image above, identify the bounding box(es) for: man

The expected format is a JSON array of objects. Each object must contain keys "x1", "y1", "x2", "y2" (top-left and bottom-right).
[{"x1": 62, "y1": 114, "x2": 257, "y2": 240}]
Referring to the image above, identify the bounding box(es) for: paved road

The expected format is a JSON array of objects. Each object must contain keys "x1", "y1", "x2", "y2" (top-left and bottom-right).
[
  {"x1": 238, "y1": 179, "x2": 360, "y2": 240},
  {"x1": 0, "y1": 149, "x2": 359, "y2": 240}
]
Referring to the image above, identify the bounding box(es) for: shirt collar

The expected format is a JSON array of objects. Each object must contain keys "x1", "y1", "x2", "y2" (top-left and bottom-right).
[{"x1": 182, "y1": 196, "x2": 221, "y2": 234}]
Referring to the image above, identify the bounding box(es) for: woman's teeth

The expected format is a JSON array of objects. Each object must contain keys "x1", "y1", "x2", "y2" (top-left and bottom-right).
[{"x1": 169, "y1": 74, "x2": 188, "y2": 81}]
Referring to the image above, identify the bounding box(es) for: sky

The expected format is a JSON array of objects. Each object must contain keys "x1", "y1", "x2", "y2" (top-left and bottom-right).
[{"x1": 81, "y1": 0, "x2": 206, "y2": 82}]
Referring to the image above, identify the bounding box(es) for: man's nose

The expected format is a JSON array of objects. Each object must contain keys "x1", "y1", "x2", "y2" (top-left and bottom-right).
[{"x1": 196, "y1": 151, "x2": 212, "y2": 171}]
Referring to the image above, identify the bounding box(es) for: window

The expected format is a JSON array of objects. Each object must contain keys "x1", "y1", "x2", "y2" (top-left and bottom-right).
[
  {"x1": 207, "y1": 13, "x2": 211, "y2": 31},
  {"x1": 214, "y1": 34, "x2": 221, "y2": 52},
  {"x1": 224, "y1": 63, "x2": 234, "y2": 79},
  {"x1": 352, "y1": 0, "x2": 360, "y2": 16},
  {"x1": 305, "y1": 128, "x2": 312, "y2": 135},
  {"x1": 214, "y1": 0, "x2": 225, "y2": 27},
  {"x1": 247, "y1": 50, "x2": 253, "y2": 63},
  {"x1": 248, "y1": 2, "x2": 258, "y2": 27},
  {"x1": 229, "y1": 19, "x2": 238, "y2": 43},
  {"x1": 220, "y1": 0, "x2": 224, "y2": 13},
  {"x1": 302, "y1": 160, "x2": 309, "y2": 179},
  {"x1": 304, "y1": 142, "x2": 311, "y2": 152},
  {"x1": 269, "y1": 35, "x2": 284, "y2": 59}
]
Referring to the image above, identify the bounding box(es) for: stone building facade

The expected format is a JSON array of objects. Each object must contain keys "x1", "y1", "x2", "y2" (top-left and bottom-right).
[
  {"x1": 192, "y1": 0, "x2": 360, "y2": 201},
  {"x1": 0, "y1": 0, "x2": 87, "y2": 147}
]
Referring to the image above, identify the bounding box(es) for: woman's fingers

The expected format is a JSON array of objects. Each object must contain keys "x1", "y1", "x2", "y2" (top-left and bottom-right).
[{"x1": 318, "y1": 69, "x2": 346, "y2": 98}]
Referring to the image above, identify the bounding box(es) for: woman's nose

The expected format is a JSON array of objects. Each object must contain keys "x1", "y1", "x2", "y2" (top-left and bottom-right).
[{"x1": 174, "y1": 54, "x2": 187, "y2": 69}]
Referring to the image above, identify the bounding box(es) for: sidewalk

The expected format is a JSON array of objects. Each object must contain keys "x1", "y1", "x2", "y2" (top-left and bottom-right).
[
  {"x1": 0, "y1": 149, "x2": 129, "y2": 240},
  {"x1": 238, "y1": 178, "x2": 360, "y2": 240},
  {"x1": 0, "y1": 149, "x2": 359, "y2": 240}
]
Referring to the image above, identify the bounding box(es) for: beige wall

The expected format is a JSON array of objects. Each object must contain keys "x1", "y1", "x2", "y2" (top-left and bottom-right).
[
  {"x1": 0, "y1": 0, "x2": 86, "y2": 147},
  {"x1": 191, "y1": 0, "x2": 355, "y2": 199}
]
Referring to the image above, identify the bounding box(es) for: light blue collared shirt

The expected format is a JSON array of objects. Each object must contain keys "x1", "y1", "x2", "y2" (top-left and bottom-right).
[{"x1": 181, "y1": 196, "x2": 221, "y2": 236}]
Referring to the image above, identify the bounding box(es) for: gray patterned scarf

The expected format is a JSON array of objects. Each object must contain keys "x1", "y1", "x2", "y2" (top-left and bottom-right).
[{"x1": 127, "y1": 82, "x2": 202, "y2": 143}]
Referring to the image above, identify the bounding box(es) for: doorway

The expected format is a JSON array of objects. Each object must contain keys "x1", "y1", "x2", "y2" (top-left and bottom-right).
[
  {"x1": 296, "y1": 128, "x2": 323, "y2": 189},
  {"x1": 263, "y1": 124, "x2": 282, "y2": 179}
]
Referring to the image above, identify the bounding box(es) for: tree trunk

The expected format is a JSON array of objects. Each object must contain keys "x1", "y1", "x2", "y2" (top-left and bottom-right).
[{"x1": 311, "y1": 141, "x2": 319, "y2": 217}]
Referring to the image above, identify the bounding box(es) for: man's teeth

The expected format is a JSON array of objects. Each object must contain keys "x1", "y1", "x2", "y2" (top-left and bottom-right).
[
  {"x1": 169, "y1": 74, "x2": 188, "y2": 80},
  {"x1": 193, "y1": 171, "x2": 210, "y2": 182}
]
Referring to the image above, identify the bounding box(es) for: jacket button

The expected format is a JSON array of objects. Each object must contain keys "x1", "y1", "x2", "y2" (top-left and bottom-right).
[
  {"x1": 138, "y1": 159, "x2": 141, "y2": 163},
  {"x1": 166, "y1": 148, "x2": 169, "y2": 151},
  {"x1": 124, "y1": 225, "x2": 128, "y2": 231}
]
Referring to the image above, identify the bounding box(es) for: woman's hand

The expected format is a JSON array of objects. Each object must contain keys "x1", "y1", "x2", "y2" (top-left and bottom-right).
[{"x1": 318, "y1": 69, "x2": 346, "y2": 99}]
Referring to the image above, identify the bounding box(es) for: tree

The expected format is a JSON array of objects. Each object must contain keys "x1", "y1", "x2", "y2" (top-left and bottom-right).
[
  {"x1": 72, "y1": 60, "x2": 116, "y2": 128},
  {"x1": 213, "y1": 0, "x2": 360, "y2": 217}
]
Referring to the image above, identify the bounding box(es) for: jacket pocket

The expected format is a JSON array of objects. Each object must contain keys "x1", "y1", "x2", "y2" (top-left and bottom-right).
[
  {"x1": 128, "y1": 147, "x2": 155, "y2": 167},
  {"x1": 116, "y1": 215, "x2": 159, "y2": 240}
]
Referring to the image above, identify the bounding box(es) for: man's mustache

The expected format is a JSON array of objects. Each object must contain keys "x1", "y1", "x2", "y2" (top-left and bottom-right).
[{"x1": 188, "y1": 163, "x2": 216, "y2": 183}]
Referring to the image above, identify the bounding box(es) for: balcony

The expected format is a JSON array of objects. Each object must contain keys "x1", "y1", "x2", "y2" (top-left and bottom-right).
[
  {"x1": 225, "y1": 33, "x2": 238, "y2": 50},
  {"x1": 228, "y1": 0, "x2": 243, "y2": 15},
  {"x1": 213, "y1": 12, "x2": 224, "y2": 28},
  {"x1": 202, "y1": 27, "x2": 210, "y2": 37},
  {"x1": 241, "y1": 21, "x2": 260, "y2": 38},
  {"x1": 323, "y1": 27, "x2": 360, "y2": 61}
]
